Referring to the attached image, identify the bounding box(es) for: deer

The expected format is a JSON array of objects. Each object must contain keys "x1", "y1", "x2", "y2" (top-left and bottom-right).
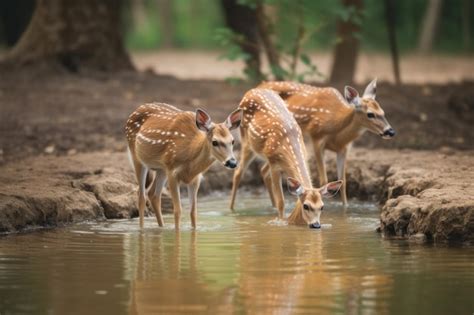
[
  {"x1": 229, "y1": 88, "x2": 343, "y2": 228},
  {"x1": 125, "y1": 102, "x2": 242, "y2": 229},
  {"x1": 258, "y1": 79, "x2": 395, "y2": 206}
]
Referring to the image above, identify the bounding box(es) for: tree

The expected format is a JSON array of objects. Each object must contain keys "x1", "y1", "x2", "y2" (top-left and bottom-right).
[
  {"x1": 329, "y1": 0, "x2": 363, "y2": 84},
  {"x1": 417, "y1": 0, "x2": 443, "y2": 53},
  {"x1": 255, "y1": 2, "x2": 284, "y2": 80},
  {"x1": 0, "y1": 0, "x2": 35, "y2": 46},
  {"x1": 2, "y1": 0, "x2": 133, "y2": 72},
  {"x1": 384, "y1": 0, "x2": 400, "y2": 85},
  {"x1": 221, "y1": 0, "x2": 262, "y2": 80},
  {"x1": 157, "y1": 0, "x2": 174, "y2": 48}
]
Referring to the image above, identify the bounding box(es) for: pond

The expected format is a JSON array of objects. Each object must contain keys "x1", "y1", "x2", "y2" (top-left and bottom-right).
[{"x1": 0, "y1": 195, "x2": 473, "y2": 314}]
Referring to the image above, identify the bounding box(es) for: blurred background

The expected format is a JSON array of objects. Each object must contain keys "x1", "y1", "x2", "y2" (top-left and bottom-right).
[
  {"x1": 0, "y1": 0, "x2": 472, "y2": 164},
  {"x1": 0, "y1": 0, "x2": 473, "y2": 83}
]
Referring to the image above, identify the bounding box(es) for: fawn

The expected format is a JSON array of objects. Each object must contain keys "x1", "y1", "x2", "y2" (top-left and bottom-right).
[
  {"x1": 126, "y1": 103, "x2": 242, "y2": 229},
  {"x1": 259, "y1": 79, "x2": 395, "y2": 205},
  {"x1": 230, "y1": 88, "x2": 343, "y2": 228}
]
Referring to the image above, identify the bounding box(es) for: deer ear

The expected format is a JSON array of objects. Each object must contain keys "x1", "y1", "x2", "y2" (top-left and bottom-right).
[
  {"x1": 320, "y1": 180, "x2": 343, "y2": 198},
  {"x1": 196, "y1": 109, "x2": 212, "y2": 132},
  {"x1": 363, "y1": 78, "x2": 377, "y2": 100},
  {"x1": 344, "y1": 86, "x2": 361, "y2": 108},
  {"x1": 225, "y1": 109, "x2": 242, "y2": 130},
  {"x1": 287, "y1": 177, "x2": 304, "y2": 196}
]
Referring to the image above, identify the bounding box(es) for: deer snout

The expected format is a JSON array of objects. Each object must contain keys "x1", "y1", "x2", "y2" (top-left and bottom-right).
[
  {"x1": 382, "y1": 127, "x2": 396, "y2": 138},
  {"x1": 309, "y1": 222, "x2": 321, "y2": 229},
  {"x1": 224, "y1": 158, "x2": 238, "y2": 169}
]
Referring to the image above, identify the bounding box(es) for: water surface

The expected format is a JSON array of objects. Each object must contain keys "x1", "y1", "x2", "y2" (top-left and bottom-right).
[{"x1": 0, "y1": 195, "x2": 473, "y2": 314}]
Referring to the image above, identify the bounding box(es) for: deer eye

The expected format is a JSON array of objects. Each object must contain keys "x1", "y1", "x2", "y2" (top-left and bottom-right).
[
  {"x1": 212, "y1": 140, "x2": 218, "y2": 146},
  {"x1": 232, "y1": 139, "x2": 235, "y2": 145},
  {"x1": 367, "y1": 113, "x2": 375, "y2": 119},
  {"x1": 303, "y1": 204, "x2": 310, "y2": 211}
]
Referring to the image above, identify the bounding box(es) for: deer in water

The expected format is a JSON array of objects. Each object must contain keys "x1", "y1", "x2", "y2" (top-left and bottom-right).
[
  {"x1": 258, "y1": 79, "x2": 395, "y2": 206},
  {"x1": 230, "y1": 88, "x2": 343, "y2": 228},
  {"x1": 126, "y1": 103, "x2": 242, "y2": 229}
]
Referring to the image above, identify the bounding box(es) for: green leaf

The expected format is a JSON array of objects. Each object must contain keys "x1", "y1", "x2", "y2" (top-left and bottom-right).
[
  {"x1": 300, "y1": 54, "x2": 312, "y2": 66},
  {"x1": 270, "y1": 65, "x2": 290, "y2": 80}
]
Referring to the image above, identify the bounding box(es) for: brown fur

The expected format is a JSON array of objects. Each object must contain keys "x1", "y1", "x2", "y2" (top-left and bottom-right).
[
  {"x1": 230, "y1": 89, "x2": 340, "y2": 226},
  {"x1": 126, "y1": 102, "x2": 240, "y2": 229},
  {"x1": 259, "y1": 81, "x2": 393, "y2": 205}
]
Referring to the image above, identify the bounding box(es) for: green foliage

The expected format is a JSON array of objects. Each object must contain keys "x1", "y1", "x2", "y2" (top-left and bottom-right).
[
  {"x1": 214, "y1": 28, "x2": 251, "y2": 61},
  {"x1": 123, "y1": 0, "x2": 474, "y2": 53},
  {"x1": 214, "y1": 0, "x2": 331, "y2": 82}
]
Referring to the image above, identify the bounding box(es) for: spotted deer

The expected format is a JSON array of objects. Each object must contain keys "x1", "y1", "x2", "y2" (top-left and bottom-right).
[
  {"x1": 126, "y1": 103, "x2": 242, "y2": 229},
  {"x1": 230, "y1": 89, "x2": 343, "y2": 228},
  {"x1": 258, "y1": 79, "x2": 395, "y2": 205}
]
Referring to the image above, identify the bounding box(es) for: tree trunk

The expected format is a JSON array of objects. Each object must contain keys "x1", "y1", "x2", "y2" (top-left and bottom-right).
[
  {"x1": 384, "y1": 0, "x2": 401, "y2": 85},
  {"x1": 221, "y1": 0, "x2": 262, "y2": 80},
  {"x1": 417, "y1": 0, "x2": 443, "y2": 53},
  {"x1": 3, "y1": 0, "x2": 133, "y2": 72},
  {"x1": 0, "y1": 0, "x2": 35, "y2": 46},
  {"x1": 329, "y1": 0, "x2": 363, "y2": 84},
  {"x1": 157, "y1": 0, "x2": 174, "y2": 48},
  {"x1": 255, "y1": 2, "x2": 283, "y2": 80}
]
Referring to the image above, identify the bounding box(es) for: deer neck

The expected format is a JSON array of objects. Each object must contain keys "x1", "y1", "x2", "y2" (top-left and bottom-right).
[
  {"x1": 282, "y1": 138, "x2": 313, "y2": 189},
  {"x1": 335, "y1": 109, "x2": 366, "y2": 145},
  {"x1": 287, "y1": 199, "x2": 306, "y2": 225},
  {"x1": 282, "y1": 148, "x2": 313, "y2": 225},
  {"x1": 186, "y1": 134, "x2": 215, "y2": 176}
]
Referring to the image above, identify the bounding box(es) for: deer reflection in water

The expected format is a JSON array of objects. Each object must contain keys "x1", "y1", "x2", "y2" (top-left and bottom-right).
[{"x1": 126, "y1": 223, "x2": 393, "y2": 314}]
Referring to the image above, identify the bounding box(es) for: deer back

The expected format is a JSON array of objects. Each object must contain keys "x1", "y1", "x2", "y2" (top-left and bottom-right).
[
  {"x1": 260, "y1": 81, "x2": 354, "y2": 137},
  {"x1": 126, "y1": 103, "x2": 206, "y2": 170},
  {"x1": 239, "y1": 88, "x2": 311, "y2": 186}
]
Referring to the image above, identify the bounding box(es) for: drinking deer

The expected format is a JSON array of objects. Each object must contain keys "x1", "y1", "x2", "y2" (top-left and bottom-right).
[
  {"x1": 126, "y1": 103, "x2": 242, "y2": 229},
  {"x1": 258, "y1": 79, "x2": 395, "y2": 206},
  {"x1": 230, "y1": 88, "x2": 343, "y2": 228}
]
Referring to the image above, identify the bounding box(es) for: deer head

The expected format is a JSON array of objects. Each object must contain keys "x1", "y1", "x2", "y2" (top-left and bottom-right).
[
  {"x1": 196, "y1": 108, "x2": 242, "y2": 169},
  {"x1": 288, "y1": 177, "x2": 343, "y2": 229},
  {"x1": 344, "y1": 79, "x2": 395, "y2": 139}
]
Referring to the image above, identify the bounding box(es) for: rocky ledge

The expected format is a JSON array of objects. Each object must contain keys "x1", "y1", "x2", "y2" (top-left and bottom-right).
[
  {"x1": 324, "y1": 149, "x2": 473, "y2": 243},
  {"x1": 0, "y1": 149, "x2": 472, "y2": 243}
]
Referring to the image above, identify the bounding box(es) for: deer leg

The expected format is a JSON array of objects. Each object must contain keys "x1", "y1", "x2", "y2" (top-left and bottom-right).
[
  {"x1": 147, "y1": 169, "x2": 167, "y2": 227},
  {"x1": 230, "y1": 144, "x2": 255, "y2": 210},
  {"x1": 313, "y1": 138, "x2": 328, "y2": 186},
  {"x1": 336, "y1": 148, "x2": 348, "y2": 206},
  {"x1": 187, "y1": 176, "x2": 201, "y2": 229},
  {"x1": 137, "y1": 165, "x2": 148, "y2": 228},
  {"x1": 270, "y1": 168, "x2": 285, "y2": 219},
  {"x1": 167, "y1": 175, "x2": 182, "y2": 230},
  {"x1": 260, "y1": 162, "x2": 275, "y2": 207}
]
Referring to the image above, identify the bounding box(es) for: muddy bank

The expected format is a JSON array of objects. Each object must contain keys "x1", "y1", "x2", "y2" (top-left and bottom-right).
[
  {"x1": 1, "y1": 148, "x2": 472, "y2": 242},
  {"x1": 1, "y1": 68, "x2": 473, "y2": 166},
  {"x1": 323, "y1": 149, "x2": 474, "y2": 243},
  {"x1": 0, "y1": 151, "x2": 259, "y2": 233}
]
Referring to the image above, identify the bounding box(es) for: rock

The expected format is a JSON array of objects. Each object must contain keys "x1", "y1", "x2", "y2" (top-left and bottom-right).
[
  {"x1": 409, "y1": 233, "x2": 427, "y2": 243},
  {"x1": 0, "y1": 152, "x2": 173, "y2": 234},
  {"x1": 0, "y1": 189, "x2": 102, "y2": 233},
  {"x1": 375, "y1": 150, "x2": 474, "y2": 243},
  {"x1": 44, "y1": 145, "x2": 55, "y2": 154}
]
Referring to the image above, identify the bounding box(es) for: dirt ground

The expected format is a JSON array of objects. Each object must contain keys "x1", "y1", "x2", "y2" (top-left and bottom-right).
[{"x1": 0, "y1": 63, "x2": 473, "y2": 165}]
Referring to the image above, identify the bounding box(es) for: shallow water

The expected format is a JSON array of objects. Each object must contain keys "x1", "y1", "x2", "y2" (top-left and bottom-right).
[{"x1": 0, "y1": 196, "x2": 473, "y2": 315}]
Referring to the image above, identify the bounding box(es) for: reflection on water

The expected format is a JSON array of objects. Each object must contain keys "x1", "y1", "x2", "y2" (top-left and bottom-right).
[{"x1": 0, "y1": 196, "x2": 473, "y2": 314}]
